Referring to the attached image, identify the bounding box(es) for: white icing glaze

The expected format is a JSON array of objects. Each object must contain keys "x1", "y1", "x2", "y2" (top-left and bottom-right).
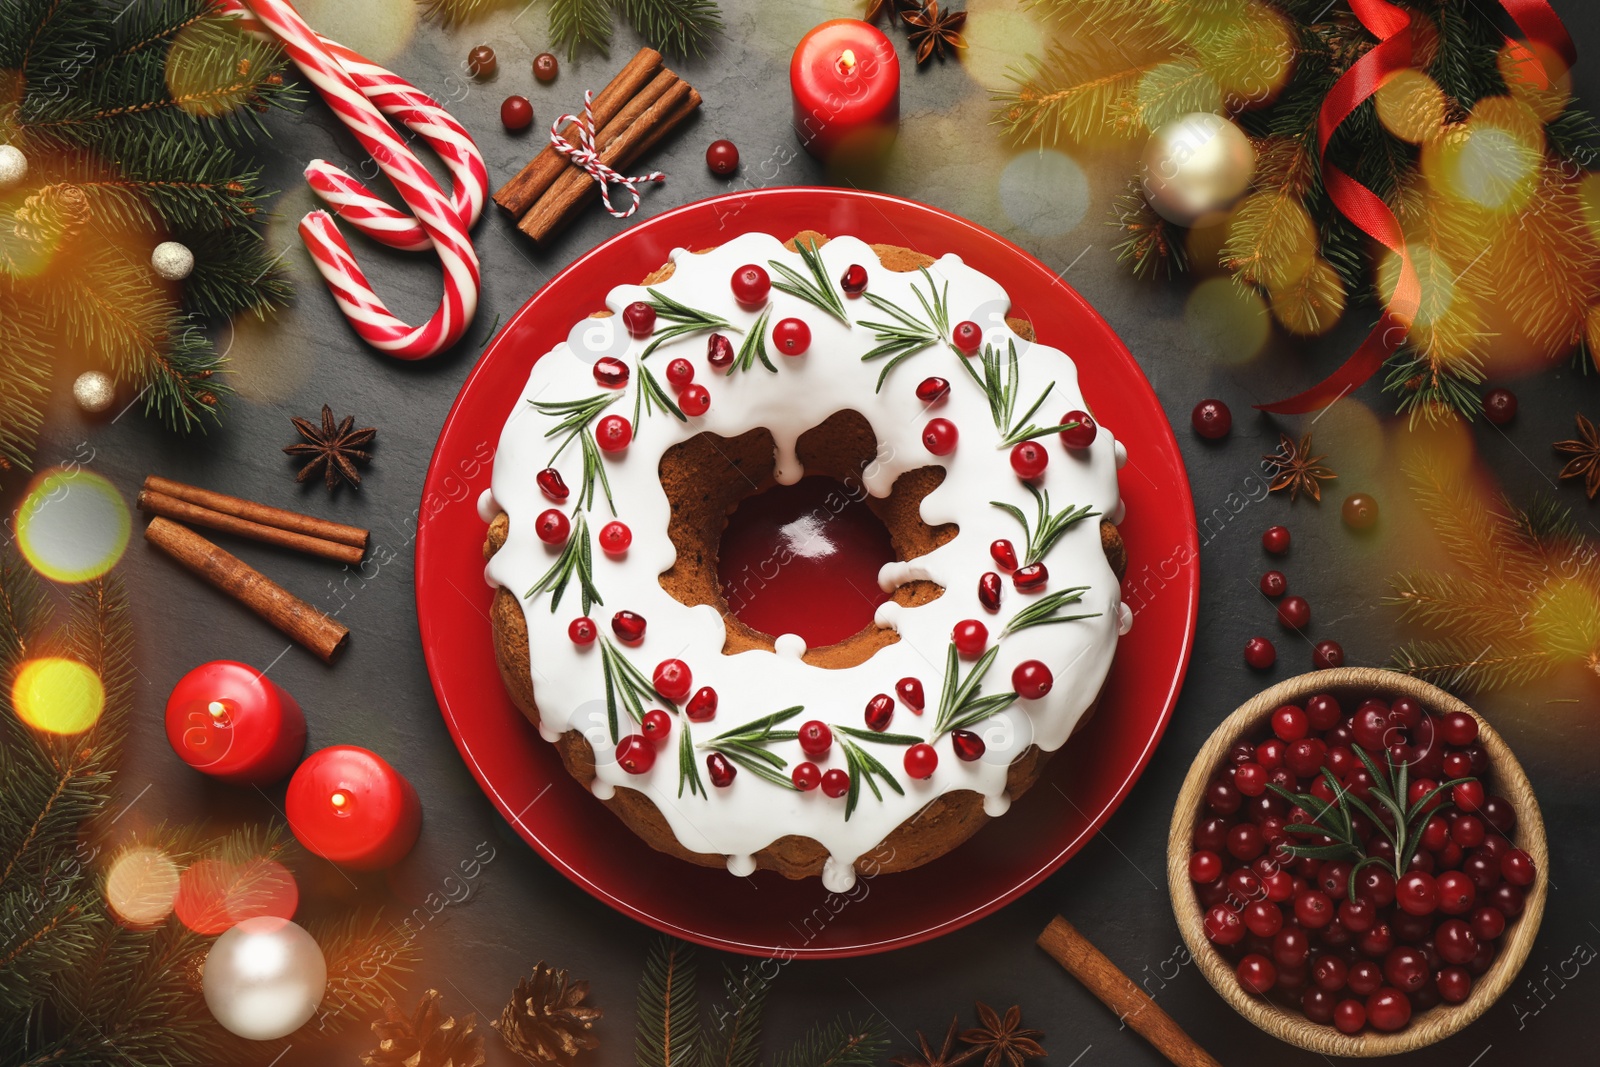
[{"x1": 485, "y1": 233, "x2": 1127, "y2": 889}]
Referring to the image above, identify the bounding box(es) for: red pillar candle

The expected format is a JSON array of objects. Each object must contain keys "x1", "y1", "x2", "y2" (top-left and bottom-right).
[
  {"x1": 164, "y1": 660, "x2": 307, "y2": 785},
  {"x1": 285, "y1": 745, "x2": 421, "y2": 870},
  {"x1": 790, "y1": 19, "x2": 900, "y2": 163}
]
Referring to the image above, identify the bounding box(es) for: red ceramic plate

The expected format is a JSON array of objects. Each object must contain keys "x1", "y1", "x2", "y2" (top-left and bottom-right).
[{"x1": 416, "y1": 187, "x2": 1198, "y2": 958}]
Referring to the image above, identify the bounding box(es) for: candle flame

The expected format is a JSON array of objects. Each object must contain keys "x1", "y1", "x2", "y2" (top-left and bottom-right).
[
  {"x1": 207, "y1": 701, "x2": 227, "y2": 720},
  {"x1": 837, "y1": 48, "x2": 857, "y2": 75},
  {"x1": 330, "y1": 791, "x2": 348, "y2": 810}
]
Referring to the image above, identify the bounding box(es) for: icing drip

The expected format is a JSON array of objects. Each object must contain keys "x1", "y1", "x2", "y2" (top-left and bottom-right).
[{"x1": 485, "y1": 233, "x2": 1127, "y2": 890}]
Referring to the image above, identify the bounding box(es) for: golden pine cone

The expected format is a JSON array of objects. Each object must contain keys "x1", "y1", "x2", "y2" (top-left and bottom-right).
[
  {"x1": 494, "y1": 962, "x2": 602, "y2": 1066},
  {"x1": 361, "y1": 989, "x2": 485, "y2": 1067}
]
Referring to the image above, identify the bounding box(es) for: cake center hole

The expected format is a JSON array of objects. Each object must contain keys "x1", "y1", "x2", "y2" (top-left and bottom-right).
[{"x1": 716, "y1": 475, "x2": 895, "y2": 648}]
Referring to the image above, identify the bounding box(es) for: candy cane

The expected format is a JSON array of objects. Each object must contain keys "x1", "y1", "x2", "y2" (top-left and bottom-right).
[{"x1": 233, "y1": 0, "x2": 480, "y2": 358}]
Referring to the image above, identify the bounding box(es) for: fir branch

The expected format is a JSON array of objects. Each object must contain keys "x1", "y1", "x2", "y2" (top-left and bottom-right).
[
  {"x1": 0, "y1": 289, "x2": 53, "y2": 473},
  {"x1": 990, "y1": 22, "x2": 1175, "y2": 146},
  {"x1": 1382, "y1": 345, "x2": 1485, "y2": 427},
  {"x1": 599, "y1": 636, "x2": 660, "y2": 742},
  {"x1": 990, "y1": 483, "x2": 1097, "y2": 565},
  {"x1": 1111, "y1": 178, "x2": 1187, "y2": 279},
  {"x1": 643, "y1": 289, "x2": 737, "y2": 359},
  {"x1": 772, "y1": 1015, "x2": 889, "y2": 1067},
  {"x1": 617, "y1": 0, "x2": 723, "y2": 58},
  {"x1": 637, "y1": 938, "x2": 701, "y2": 1067},
  {"x1": 769, "y1": 239, "x2": 847, "y2": 323},
  {"x1": 1000, "y1": 586, "x2": 1098, "y2": 637},
  {"x1": 551, "y1": 0, "x2": 614, "y2": 60},
  {"x1": 932, "y1": 644, "x2": 1017, "y2": 737},
  {"x1": 699, "y1": 965, "x2": 769, "y2": 1067},
  {"x1": 728, "y1": 308, "x2": 776, "y2": 375},
  {"x1": 840, "y1": 739, "x2": 902, "y2": 821},
  {"x1": 305, "y1": 909, "x2": 420, "y2": 1038},
  {"x1": 525, "y1": 511, "x2": 603, "y2": 615}
]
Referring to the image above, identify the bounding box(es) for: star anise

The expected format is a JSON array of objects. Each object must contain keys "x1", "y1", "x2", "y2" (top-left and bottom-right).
[
  {"x1": 864, "y1": 0, "x2": 919, "y2": 22},
  {"x1": 284, "y1": 404, "x2": 375, "y2": 490},
  {"x1": 891, "y1": 1017, "x2": 978, "y2": 1067},
  {"x1": 959, "y1": 1003, "x2": 1044, "y2": 1067},
  {"x1": 903, "y1": 1, "x2": 967, "y2": 63},
  {"x1": 1555, "y1": 413, "x2": 1600, "y2": 500},
  {"x1": 1263, "y1": 431, "x2": 1336, "y2": 502}
]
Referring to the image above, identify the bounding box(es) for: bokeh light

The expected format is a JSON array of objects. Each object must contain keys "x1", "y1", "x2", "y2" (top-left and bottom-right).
[
  {"x1": 964, "y1": 0, "x2": 1047, "y2": 92},
  {"x1": 175, "y1": 857, "x2": 299, "y2": 935},
  {"x1": 15, "y1": 469, "x2": 129, "y2": 583},
  {"x1": 1137, "y1": 61, "x2": 1222, "y2": 133},
  {"x1": 1374, "y1": 69, "x2": 1446, "y2": 144},
  {"x1": 1430, "y1": 99, "x2": 1544, "y2": 212},
  {"x1": 106, "y1": 846, "x2": 181, "y2": 928},
  {"x1": 1499, "y1": 40, "x2": 1571, "y2": 121},
  {"x1": 1269, "y1": 256, "x2": 1346, "y2": 337},
  {"x1": 1204, "y1": 3, "x2": 1293, "y2": 108},
  {"x1": 999, "y1": 150, "x2": 1089, "y2": 236},
  {"x1": 11, "y1": 657, "x2": 105, "y2": 735},
  {"x1": 1184, "y1": 277, "x2": 1269, "y2": 364},
  {"x1": 296, "y1": 0, "x2": 416, "y2": 65}
]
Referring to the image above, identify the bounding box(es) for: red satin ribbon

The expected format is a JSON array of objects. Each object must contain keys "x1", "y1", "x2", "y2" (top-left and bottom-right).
[{"x1": 1257, "y1": 0, "x2": 1575, "y2": 415}]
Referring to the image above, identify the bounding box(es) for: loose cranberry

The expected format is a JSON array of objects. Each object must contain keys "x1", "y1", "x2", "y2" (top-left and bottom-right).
[
  {"x1": 467, "y1": 44, "x2": 497, "y2": 78},
  {"x1": 904, "y1": 743, "x2": 938, "y2": 779},
  {"x1": 652, "y1": 659, "x2": 692, "y2": 702},
  {"x1": 1295, "y1": 890, "x2": 1334, "y2": 929},
  {"x1": 952, "y1": 619, "x2": 988, "y2": 657},
  {"x1": 989, "y1": 540, "x2": 1019, "y2": 571},
  {"x1": 731, "y1": 264, "x2": 770, "y2": 305},
  {"x1": 864, "y1": 693, "x2": 894, "y2": 732},
  {"x1": 1274, "y1": 926, "x2": 1310, "y2": 969},
  {"x1": 665, "y1": 357, "x2": 695, "y2": 389},
  {"x1": 1191, "y1": 398, "x2": 1232, "y2": 439},
  {"x1": 1206, "y1": 905, "x2": 1245, "y2": 945},
  {"x1": 641, "y1": 708, "x2": 672, "y2": 743},
  {"x1": 1272, "y1": 705, "x2": 1309, "y2": 742},
  {"x1": 535, "y1": 509, "x2": 570, "y2": 545},
  {"x1": 1058, "y1": 410, "x2": 1097, "y2": 449},
  {"x1": 1436, "y1": 966, "x2": 1472, "y2": 1003},
  {"x1": 1012, "y1": 660, "x2": 1053, "y2": 699},
  {"x1": 1366, "y1": 987, "x2": 1411, "y2": 1032},
  {"x1": 705, "y1": 138, "x2": 739, "y2": 175},
  {"x1": 896, "y1": 677, "x2": 924, "y2": 710},
  {"x1": 537, "y1": 467, "x2": 570, "y2": 501},
  {"x1": 820, "y1": 767, "x2": 849, "y2": 797},
  {"x1": 1259, "y1": 571, "x2": 1287, "y2": 598},
  {"x1": 1501, "y1": 848, "x2": 1535, "y2": 887},
  {"x1": 1314, "y1": 954, "x2": 1348, "y2": 993},
  {"x1": 596, "y1": 414, "x2": 632, "y2": 452},
  {"x1": 1436, "y1": 870, "x2": 1476, "y2": 915},
  {"x1": 532, "y1": 51, "x2": 559, "y2": 81},
  {"x1": 1010, "y1": 441, "x2": 1049, "y2": 479},
  {"x1": 612, "y1": 610, "x2": 646, "y2": 642},
  {"x1": 951, "y1": 320, "x2": 982, "y2": 354},
  {"x1": 916, "y1": 376, "x2": 950, "y2": 404},
  {"x1": 1333, "y1": 997, "x2": 1366, "y2": 1034},
  {"x1": 623, "y1": 301, "x2": 655, "y2": 337},
  {"x1": 1262, "y1": 525, "x2": 1291, "y2": 555},
  {"x1": 1302, "y1": 988, "x2": 1337, "y2": 1024},
  {"x1": 594, "y1": 357, "x2": 629, "y2": 387},
  {"x1": 978, "y1": 572, "x2": 1002, "y2": 612},
  {"x1": 1013, "y1": 563, "x2": 1048, "y2": 591},
  {"x1": 922, "y1": 418, "x2": 958, "y2": 455},
  {"x1": 615, "y1": 734, "x2": 655, "y2": 774},
  {"x1": 1234, "y1": 762, "x2": 1267, "y2": 797},
  {"x1": 1228, "y1": 823, "x2": 1265, "y2": 862},
  {"x1": 1237, "y1": 954, "x2": 1278, "y2": 995},
  {"x1": 686, "y1": 687, "x2": 718, "y2": 722},
  {"x1": 1312, "y1": 640, "x2": 1345, "y2": 670},
  {"x1": 1342, "y1": 493, "x2": 1380, "y2": 530},
  {"x1": 568, "y1": 617, "x2": 597, "y2": 645},
  {"x1": 1339, "y1": 896, "x2": 1376, "y2": 933},
  {"x1": 798, "y1": 720, "x2": 832, "y2": 757},
  {"x1": 791, "y1": 761, "x2": 821, "y2": 791},
  {"x1": 1277, "y1": 595, "x2": 1311, "y2": 630},
  {"x1": 773, "y1": 317, "x2": 810, "y2": 355},
  {"x1": 1244, "y1": 637, "x2": 1277, "y2": 670},
  {"x1": 1453, "y1": 779, "x2": 1486, "y2": 812},
  {"x1": 1242, "y1": 899, "x2": 1282, "y2": 937},
  {"x1": 951, "y1": 730, "x2": 986, "y2": 761},
  {"x1": 706, "y1": 752, "x2": 736, "y2": 787},
  {"x1": 1483, "y1": 387, "x2": 1518, "y2": 425},
  {"x1": 1435, "y1": 919, "x2": 1478, "y2": 964},
  {"x1": 1471, "y1": 906, "x2": 1505, "y2": 941},
  {"x1": 707, "y1": 333, "x2": 734, "y2": 368},
  {"x1": 840, "y1": 264, "x2": 868, "y2": 295}
]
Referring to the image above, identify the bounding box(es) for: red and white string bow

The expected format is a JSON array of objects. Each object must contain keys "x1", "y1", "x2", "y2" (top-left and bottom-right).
[
  {"x1": 549, "y1": 90, "x2": 665, "y2": 219},
  {"x1": 219, "y1": 0, "x2": 486, "y2": 360}
]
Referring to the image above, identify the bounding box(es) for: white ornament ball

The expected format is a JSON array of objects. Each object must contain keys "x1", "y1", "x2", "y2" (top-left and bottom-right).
[
  {"x1": 72, "y1": 371, "x2": 116, "y2": 414},
  {"x1": 0, "y1": 144, "x2": 26, "y2": 190},
  {"x1": 151, "y1": 240, "x2": 195, "y2": 281},
  {"x1": 1140, "y1": 112, "x2": 1257, "y2": 227},
  {"x1": 202, "y1": 917, "x2": 326, "y2": 1041}
]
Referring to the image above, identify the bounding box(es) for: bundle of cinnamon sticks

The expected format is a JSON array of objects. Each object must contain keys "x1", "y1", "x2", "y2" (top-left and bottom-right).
[
  {"x1": 493, "y1": 47, "x2": 701, "y2": 243},
  {"x1": 140, "y1": 476, "x2": 367, "y2": 663}
]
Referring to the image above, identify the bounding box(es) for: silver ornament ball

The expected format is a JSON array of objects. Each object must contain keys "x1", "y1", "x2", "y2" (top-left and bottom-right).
[
  {"x1": 1140, "y1": 112, "x2": 1256, "y2": 227},
  {"x1": 0, "y1": 144, "x2": 26, "y2": 190},
  {"x1": 151, "y1": 240, "x2": 195, "y2": 281},
  {"x1": 202, "y1": 917, "x2": 326, "y2": 1041},
  {"x1": 72, "y1": 371, "x2": 116, "y2": 414}
]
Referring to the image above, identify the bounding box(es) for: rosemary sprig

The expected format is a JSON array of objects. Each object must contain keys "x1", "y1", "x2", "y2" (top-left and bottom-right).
[
  {"x1": 833, "y1": 725, "x2": 921, "y2": 746},
  {"x1": 532, "y1": 392, "x2": 619, "y2": 514},
  {"x1": 1000, "y1": 586, "x2": 1099, "y2": 637},
  {"x1": 641, "y1": 288, "x2": 736, "y2": 359},
  {"x1": 841, "y1": 739, "x2": 904, "y2": 820},
  {"x1": 961, "y1": 340, "x2": 1081, "y2": 447},
  {"x1": 991, "y1": 483, "x2": 1098, "y2": 565},
  {"x1": 698, "y1": 705, "x2": 806, "y2": 790},
  {"x1": 932, "y1": 643, "x2": 1018, "y2": 736},
  {"x1": 598, "y1": 636, "x2": 667, "y2": 742},
  {"x1": 1269, "y1": 746, "x2": 1476, "y2": 901},
  {"x1": 632, "y1": 354, "x2": 688, "y2": 429},
  {"x1": 768, "y1": 238, "x2": 848, "y2": 322},
  {"x1": 857, "y1": 269, "x2": 952, "y2": 391},
  {"x1": 677, "y1": 724, "x2": 705, "y2": 799},
  {"x1": 525, "y1": 511, "x2": 602, "y2": 615},
  {"x1": 728, "y1": 307, "x2": 777, "y2": 374}
]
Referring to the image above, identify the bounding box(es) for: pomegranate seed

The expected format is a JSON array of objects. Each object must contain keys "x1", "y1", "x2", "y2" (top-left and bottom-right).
[
  {"x1": 1013, "y1": 563, "x2": 1048, "y2": 591},
  {"x1": 864, "y1": 693, "x2": 894, "y2": 731},
  {"x1": 537, "y1": 467, "x2": 570, "y2": 501},
  {"x1": 707, "y1": 333, "x2": 734, "y2": 368},
  {"x1": 611, "y1": 610, "x2": 646, "y2": 642},
  {"x1": 622, "y1": 301, "x2": 655, "y2": 337},
  {"x1": 990, "y1": 539, "x2": 1018, "y2": 571},
  {"x1": 896, "y1": 677, "x2": 924, "y2": 710},
  {"x1": 685, "y1": 687, "x2": 718, "y2": 722},
  {"x1": 706, "y1": 752, "x2": 736, "y2": 787},
  {"x1": 916, "y1": 376, "x2": 950, "y2": 404},
  {"x1": 978, "y1": 572, "x2": 1002, "y2": 612},
  {"x1": 951, "y1": 730, "x2": 985, "y2": 761},
  {"x1": 594, "y1": 357, "x2": 629, "y2": 388},
  {"x1": 652, "y1": 659, "x2": 692, "y2": 702},
  {"x1": 904, "y1": 743, "x2": 938, "y2": 779},
  {"x1": 535, "y1": 509, "x2": 570, "y2": 545},
  {"x1": 840, "y1": 264, "x2": 868, "y2": 295}
]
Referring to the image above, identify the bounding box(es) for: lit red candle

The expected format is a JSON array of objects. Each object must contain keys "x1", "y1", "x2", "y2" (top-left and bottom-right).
[
  {"x1": 164, "y1": 660, "x2": 307, "y2": 785},
  {"x1": 790, "y1": 19, "x2": 900, "y2": 163},
  {"x1": 285, "y1": 745, "x2": 421, "y2": 870}
]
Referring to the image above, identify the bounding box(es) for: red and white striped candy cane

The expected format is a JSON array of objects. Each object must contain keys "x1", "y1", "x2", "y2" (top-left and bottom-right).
[{"x1": 235, "y1": 0, "x2": 479, "y2": 358}]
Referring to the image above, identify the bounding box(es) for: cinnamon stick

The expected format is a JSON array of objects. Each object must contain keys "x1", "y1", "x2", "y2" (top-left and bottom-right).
[
  {"x1": 145, "y1": 518, "x2": 350, "y2": 663},
  {"x1": 492, "y1": 47, "x2": 663, "y2": 217},
  {"x1": 518, "y1": 80, "x2": 701, "y2": 243},
  {"x1": 1037, "y1": 917, "x2": 1222, "y2": 1067},
  {"x1": 143, "y1": 475, "x2": 369, "y2": 550},
  {"x1": 138, "y1": 489, "x2": 365, "y2": 566}
]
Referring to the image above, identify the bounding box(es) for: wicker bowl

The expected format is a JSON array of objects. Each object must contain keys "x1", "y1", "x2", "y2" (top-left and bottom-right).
[{"x1": 1167, "y1": 667, "x2": 1547, "y2": 1056}]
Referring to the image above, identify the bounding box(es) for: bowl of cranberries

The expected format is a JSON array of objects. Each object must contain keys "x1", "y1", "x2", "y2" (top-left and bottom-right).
[{"x1": 1166, "y1": 667, "x2": 1547, "y2": 1055}]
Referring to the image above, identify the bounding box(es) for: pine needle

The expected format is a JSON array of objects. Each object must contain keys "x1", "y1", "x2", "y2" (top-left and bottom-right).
[{"x1": 637, "y1": 938, "x2": 701, "y2": 1067}]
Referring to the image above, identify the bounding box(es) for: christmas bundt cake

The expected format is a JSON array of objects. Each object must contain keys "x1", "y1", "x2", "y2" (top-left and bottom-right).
[{"x1": 480, "y1": 231, "x2": 1131, "y2": 891}]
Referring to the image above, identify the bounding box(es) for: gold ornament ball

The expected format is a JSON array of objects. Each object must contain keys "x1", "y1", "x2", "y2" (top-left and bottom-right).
[
  {"x1": 1140, "y1": 113, "x2": 1256, "y2": 227},
  {"x1": 0, "y1": 144, "x2": 26, "y2": 190},
  {"x1": 151, "y1": 240, "x2": 195, "y2": 281},
  {"x1": 73, "y1": 371, "x2": 116, "y2": 414}
]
